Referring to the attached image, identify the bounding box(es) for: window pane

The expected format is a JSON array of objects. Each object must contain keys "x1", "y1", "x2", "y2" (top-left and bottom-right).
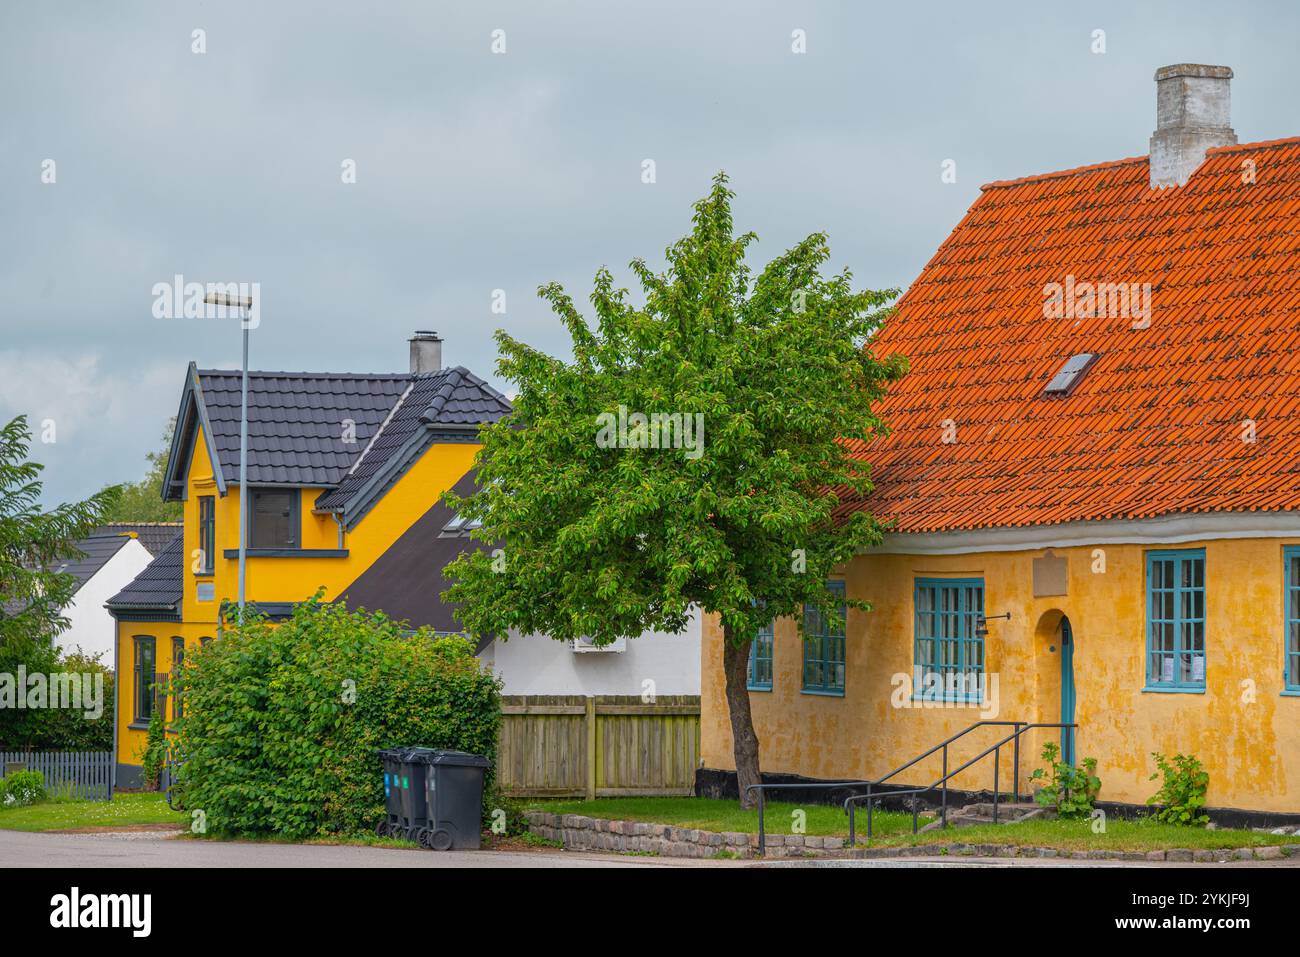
[
  {"x1": 135, "y1": 637, "x2": 155, "y2": 720},
  {"x1": 915, "y1": 579, "x2": 984, "y2": 700},
  {"x1": 1147, "y1": 552, "x2": 1206, "y2": 687},
  {"x1": 199, "y1": 496, "x2": 215, "y2": 573},
  {"x1": 251, "y1": 489, "x2": 296, "y2": 548}
]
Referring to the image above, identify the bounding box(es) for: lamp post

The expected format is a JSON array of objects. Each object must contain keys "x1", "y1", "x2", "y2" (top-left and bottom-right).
[{"x1": 202, "y1": 291, "x2": 254, "y2": 620}]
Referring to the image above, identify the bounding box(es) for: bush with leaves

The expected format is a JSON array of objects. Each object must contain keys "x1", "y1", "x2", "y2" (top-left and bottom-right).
[
  {"x1": 1147, "y1": 751, "x2": 1210, "y2": 826},
  {"x1": 1, "y1": 769, "x2": 46, "y2": 807},
  {"x1": 1029, "y1": 741, "x2": 1101, "y2": 819},
  {"x1": 0, "y1": 415, "x2": 118, "y2": 749},
  {"x1": 139, "y1": 707, "x2": 168, "y2": 792},
  {"x1": 174, "y1": 598, "x2": 501, "y2": 839}
]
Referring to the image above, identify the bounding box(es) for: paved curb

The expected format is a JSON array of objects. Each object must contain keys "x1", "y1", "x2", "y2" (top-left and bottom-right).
[{"x1": 523, "y1": 811, "x2": 1300, "y2": 862}]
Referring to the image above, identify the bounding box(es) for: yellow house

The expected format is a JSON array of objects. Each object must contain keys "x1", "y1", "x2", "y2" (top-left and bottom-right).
[
  {"x1": 107, "y1": 332, "x2": 511, "y2": 787},
  {"x1": 700, "y1": 66, "x2": 1300, "y2": 819}
]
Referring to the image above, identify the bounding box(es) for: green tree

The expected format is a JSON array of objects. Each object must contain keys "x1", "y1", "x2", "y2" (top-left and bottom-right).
[
  {"x1": 0, "y1": 415, "x2": 120, "y2": 746},
  {"x1": 444, "y1": 174, "x2": 905, "y2": 805},
  {"x1": 100, "y1": 418, "x2": 181, "y2": 523}
]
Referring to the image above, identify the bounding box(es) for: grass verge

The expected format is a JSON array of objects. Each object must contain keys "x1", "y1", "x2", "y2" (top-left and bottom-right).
[
  {"x1": 526, "y1": 796, "x2": 1300, "y2": 853},
  {"x1": 527, "y1": 796, "x2": 923, "y2": 838},
  {"x1": 0, "y1": 792, "x2": 186, "y2": 832},
  {"x1": 870, "y1": 816, "x2": 1300, "y2": 852}
]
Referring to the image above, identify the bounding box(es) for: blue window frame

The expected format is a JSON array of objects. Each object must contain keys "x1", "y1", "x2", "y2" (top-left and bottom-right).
[
  {"x1": 1145, "y1": 549, "x2": 1206, "y2": 692},
  {"x1": 1285, "y1": 547, "x2": 1300, "y2": 694},
  {"x1": 802, "y1": 581, "x2": 846, "y2": 695},
  {"x1": 748, "y1": 617, "x2": 774, "y2": 691},
  {"x1": 914, "y1": 578, "x2": 985, "y2": 702}
]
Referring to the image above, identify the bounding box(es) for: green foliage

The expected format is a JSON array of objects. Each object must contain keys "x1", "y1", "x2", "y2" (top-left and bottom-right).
[
  {"x1": 443, "y1": 173, "x2": 906, "y2": 652},
  {"x1": 1147, "y1": 751, "x2": 1210, "y2": 826},
  {"x1": 140, "y1": 707, "x2": 167, "y2": 792},
  {"x1": 1, "y1": 770, "x2": 46, "y2": 807},
  {"x1": 490, "y1": 794, "x2": 536, "y2": 836},
  {"x1": 0, "y1": 651, "x2": 115, "y2": 752},
  {"x1": 0, "y1": 415, "x2": 120, "y2": 647},
  {"x1": 0, "y1": 415, "x2": 119, "y2": 748},
  {"x1": 99, "y1": 419, "x2": 181, "y2": 523},
  {"x1": 1029, "y1": 742, "x2": 1101, "y2": 819},
  {"x1": 174, "y1": 598, "x2": 501, "y2": 840}
]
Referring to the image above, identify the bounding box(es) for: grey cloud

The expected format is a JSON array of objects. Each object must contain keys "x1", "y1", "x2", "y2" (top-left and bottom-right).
[{"x1": 2, "y1": 0, "x2": 1297, "y2": 503}]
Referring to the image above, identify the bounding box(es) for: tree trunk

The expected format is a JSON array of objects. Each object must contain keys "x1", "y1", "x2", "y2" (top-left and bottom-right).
[{"x1": 722, "y1": 624, "x2": 762, "y2": 808}]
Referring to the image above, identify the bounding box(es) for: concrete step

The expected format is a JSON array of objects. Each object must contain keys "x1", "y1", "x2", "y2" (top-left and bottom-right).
[{"x1": 918, "y1": 802, "x2": 1049, "y2": 833}]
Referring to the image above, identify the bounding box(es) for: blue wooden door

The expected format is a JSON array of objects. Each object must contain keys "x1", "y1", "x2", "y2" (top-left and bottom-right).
[{"x1": 1060, "y1": 617, "x2": 1076, "y2": 765}]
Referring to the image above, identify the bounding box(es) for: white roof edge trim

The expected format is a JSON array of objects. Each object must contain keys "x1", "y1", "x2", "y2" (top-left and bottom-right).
[
  {"x1": 343, "y1": 381, "x2": 413, "y2": 478},
  {"x1": 864, "y1": 511, "x2": 1300, "y2": 556}
]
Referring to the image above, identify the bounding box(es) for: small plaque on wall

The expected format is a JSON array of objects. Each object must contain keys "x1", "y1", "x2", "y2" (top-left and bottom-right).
[
  {"x1": 196, "y1": 581, "x2": 215, "y2": 602},
  {"x1": 1033, "y1": 551, "x2": 1068, "y2": 597}
]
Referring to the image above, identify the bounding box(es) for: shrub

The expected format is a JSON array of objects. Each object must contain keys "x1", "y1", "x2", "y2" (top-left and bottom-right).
[
  {"x1": 1, "y1": 769, "x2": 46, "y2": 807},
  {"x1": 0, "y1": 649, "x2": 114, "y2": 752},
  {"x1": 174, "y1": 597, "x2": 501, "y2": 839},
  {"x1": 1029, "y1": 741, "x2": 1101, "y2": 819},
  {"x1": 1147, "y1": 751, "x2": 1210, "y2": 826},
  {"x1": 139, "y1": 707, "x2": 167, "y2": 792}
]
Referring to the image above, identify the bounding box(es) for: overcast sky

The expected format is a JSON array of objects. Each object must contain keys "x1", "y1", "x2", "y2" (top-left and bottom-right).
[{"x1": 3, "y1": 0, "x2": 1298, "y2": 505}]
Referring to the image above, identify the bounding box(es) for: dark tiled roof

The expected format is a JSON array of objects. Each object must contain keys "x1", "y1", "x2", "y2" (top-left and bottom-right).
[
  {"x1": 196, "y1": 370, "x2": 410, "y2": 487},
  {"x1": 105, "y1": 534, "x2": 183, "y2": 611},
  {"x1": 336, "y1": 468, "x2": 494, "y2": 644},
  {"x1": 51, "y1": 534, "x2": 132, "y2": 591},
  {"x1": 93, "y1": 523, "x2": 181, "y2": 557},
  {"x1": 1, "y1": 532, "x2": 139, "y2": 616},
  {"x1": 316, "y1": 367, "x2": 511, "y2": 511}
]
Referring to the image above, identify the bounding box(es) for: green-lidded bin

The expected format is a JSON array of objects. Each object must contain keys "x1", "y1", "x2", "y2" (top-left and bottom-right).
[{"x1": 377, "y1": 747, "x2": 427, "y2": 837}]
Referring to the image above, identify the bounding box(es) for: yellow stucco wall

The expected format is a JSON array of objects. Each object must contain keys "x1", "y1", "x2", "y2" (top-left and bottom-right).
[
  {"x1": 115, "y1": 424, "x2": 481, "y2": 768},
  {"x1": 700, "y1": 537, "x2": 1300, "y2": 813},
  {"x1": 114, "y1": 625, "x2": 213, "y2": 768}
]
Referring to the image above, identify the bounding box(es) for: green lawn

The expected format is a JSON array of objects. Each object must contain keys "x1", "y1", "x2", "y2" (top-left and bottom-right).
[
  {"x1": 874, "y1": 816, "x2": 1300, "y2": 852},
  {"x1": 0, "y1": 793, "x2": 187, "y2": 832},
  {"x1": 528, "y1": 796, "x2": 924, "y2": 838},
  {"x1": 527, "y1": 796, "x2": 1300, "y2": 852}
]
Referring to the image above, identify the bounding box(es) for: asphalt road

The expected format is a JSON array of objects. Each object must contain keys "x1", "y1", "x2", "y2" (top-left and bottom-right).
[
  {"x1": 4, "y1": 829, "x2": 1296, "y2": 868},
  {"x1": 0, "y1": 829, "x2": 734, "y2": 868}
]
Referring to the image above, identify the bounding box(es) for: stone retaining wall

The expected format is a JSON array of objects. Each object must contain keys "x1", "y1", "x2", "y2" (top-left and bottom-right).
[
  {"x1": 524, "y1": 811, "x2": 842, "y2": 859},
  {"x1": 524, "y1": 811, "x2": 1300, "y2": 863}
]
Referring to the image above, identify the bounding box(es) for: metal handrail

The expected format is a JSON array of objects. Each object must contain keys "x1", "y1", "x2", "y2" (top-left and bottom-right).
[
  {"x1": 742, "y1": 720, "x2": 1026, "y2": 856},
  {"x1": 843, "y1": 722, "x2": 1077, "y2": 846}
]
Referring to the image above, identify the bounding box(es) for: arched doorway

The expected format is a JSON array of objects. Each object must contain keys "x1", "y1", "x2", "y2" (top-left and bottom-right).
[
  {"x1": 1032, "y1": 609, "x2": 1077, "y2": 767},
  {"x1": 1059, "y1": 616, "x2": 1075, "y2": 765}
]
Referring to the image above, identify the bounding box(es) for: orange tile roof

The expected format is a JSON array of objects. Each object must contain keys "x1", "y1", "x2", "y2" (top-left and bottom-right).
[{"x1": 841, "y1": 137, "x2": 1300, "y2": 534}]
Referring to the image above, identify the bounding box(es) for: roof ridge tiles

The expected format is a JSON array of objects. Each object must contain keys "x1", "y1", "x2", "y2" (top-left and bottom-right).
[
  {"x1": 980, "y1": 137, "x2": 1300, "y2": 193},
  {"x1": 981, "y1": 155, "x2": 1149, "y2": 191},
  {"x1": 195, "y1": 369, "x2": 409, "y2": 380}
]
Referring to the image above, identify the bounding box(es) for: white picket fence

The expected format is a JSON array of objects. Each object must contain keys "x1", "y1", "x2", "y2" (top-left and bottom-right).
[{"x1": 1, "y1": 750, "x2": 112, "y2": 801}]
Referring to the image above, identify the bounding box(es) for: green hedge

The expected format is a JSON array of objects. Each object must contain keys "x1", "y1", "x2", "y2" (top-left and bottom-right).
[{"x1": 174, "y1": 598, "x2": 500, "y2": 839}]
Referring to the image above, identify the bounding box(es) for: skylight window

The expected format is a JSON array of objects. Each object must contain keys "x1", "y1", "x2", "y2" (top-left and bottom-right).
[
  {"x1": 1044, "y1": 353, "x2": 1098, "y2": 396},
  {"x1": 439, "y1": 513, "x2": 483, "y2": 538}
]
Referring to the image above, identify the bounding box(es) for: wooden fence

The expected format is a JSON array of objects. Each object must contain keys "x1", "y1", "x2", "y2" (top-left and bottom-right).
[
  {"x1": 498, "y1": 695, "x2": 700, "y2": 798},
  {"x1": 1, "y1": 750, "x2": 113, "y2": 800}
]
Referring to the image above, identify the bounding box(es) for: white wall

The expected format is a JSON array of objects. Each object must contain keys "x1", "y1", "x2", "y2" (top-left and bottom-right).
[
  {"x1": 57, "y1": 539, "x2": 154, "y2": 662},
  {"x1": 482, "y1": 612, "x2": 701, "y2": 696}
]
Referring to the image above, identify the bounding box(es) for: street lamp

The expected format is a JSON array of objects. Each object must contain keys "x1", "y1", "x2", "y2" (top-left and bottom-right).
[{"x1": 202, "y1": 290, "x2": 254, "y2": 619}]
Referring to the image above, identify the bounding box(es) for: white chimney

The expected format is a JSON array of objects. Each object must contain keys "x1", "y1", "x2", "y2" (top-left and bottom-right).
[
  {"x1": 409, "y1": 330, "x2": 442, "y2": 374},
  {"x1": 1149, "y1": 64, "x2": 1236, "y2": 188}
]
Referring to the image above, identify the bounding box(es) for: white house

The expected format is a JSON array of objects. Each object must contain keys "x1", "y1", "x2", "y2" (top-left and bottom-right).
[
  {"x1": 55, "y1": 525, "x2": 179, "y2": 660},
  {"x1": 480, "y1": 615, "x2": 702, "y2": 696}
]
